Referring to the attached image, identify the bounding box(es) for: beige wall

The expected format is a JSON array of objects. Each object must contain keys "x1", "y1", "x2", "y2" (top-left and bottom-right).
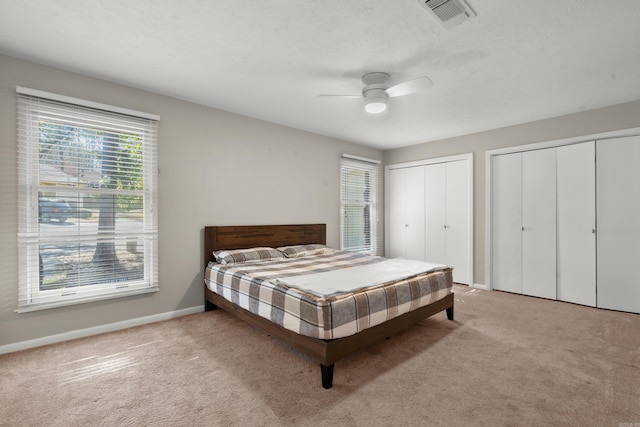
[
  {"x1": 384, "y1": 100, "x2": 640, "y2": 285},
  {"x1": 0, "y1": 54, "x2": 382, "y2": 347},
  {"x1": 3, "y1": 52, "x2": 640, "y2": 348}
]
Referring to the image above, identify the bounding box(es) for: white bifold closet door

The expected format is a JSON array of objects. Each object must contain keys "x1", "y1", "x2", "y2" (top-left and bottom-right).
[
  {"x1": 424, "y1": 160, "x2": 471, "y2": 284},
  {"x1": 388, "y1": 166, "x2": 425, "y2": 260},
  {"x1": 445, "y1": 160, "x2": 471, "y2": 285},
  {"x1": 424, "y1": 163, "x2": 447, "y2": 264},
  {"x1": 491, "y1": 152, "x2": 523, "y2": 293},
  {"x1": 556, "y1": 142, "x2": 596, "y2": 306},
  {"x1": 521, "y1": 149, "x2": 557, "y2": 299},
  {"x1": 491, "y1": 149, "x2": 556, "y2": 298},
  {"x1": 596, "y1": 136, "x2": 640, "y2": 313},
  {"x1": 388, "y1": 158, "x2": 472, "y2": 284}
]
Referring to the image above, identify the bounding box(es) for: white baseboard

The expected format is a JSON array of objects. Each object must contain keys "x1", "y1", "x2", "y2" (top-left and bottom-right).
[
  {"x1": 471, "y1": 283, "x2": 488, "y2": 290},
  {"x1": 0, "y1": 305, "x2": 204, "y2": 355}
]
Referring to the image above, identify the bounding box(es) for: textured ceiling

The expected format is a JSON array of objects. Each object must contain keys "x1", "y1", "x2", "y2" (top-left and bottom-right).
[{"x1": 1, "y1": 0, "x2": 640, "y2": 149}]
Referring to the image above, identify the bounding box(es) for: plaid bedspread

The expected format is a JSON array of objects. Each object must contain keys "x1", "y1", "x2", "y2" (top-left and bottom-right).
[{"x1": 204, "y1": 251, "x2": 453, "y2": 339}]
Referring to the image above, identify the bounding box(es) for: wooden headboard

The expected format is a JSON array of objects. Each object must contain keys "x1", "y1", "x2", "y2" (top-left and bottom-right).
[{"x1": 204, "y1": 224, "x2": 326, "y2": 264}]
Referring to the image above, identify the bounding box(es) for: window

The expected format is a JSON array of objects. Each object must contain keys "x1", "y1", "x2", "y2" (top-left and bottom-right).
[
  {"x1": 17, "y1": 87, "x2": 159, "y2": 312},
  {"x1": 340, "y1": 155, "x2": 381, "y2": 255}
]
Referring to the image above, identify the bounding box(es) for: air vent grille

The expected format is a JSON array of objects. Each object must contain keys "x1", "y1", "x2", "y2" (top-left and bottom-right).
[{"x1": 418, "y1": 0, "x2": 476, "y2": 29}]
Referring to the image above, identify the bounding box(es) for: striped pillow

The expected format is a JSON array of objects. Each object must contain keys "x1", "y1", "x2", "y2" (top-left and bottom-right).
[
  {"x1": 277, "y1": 244, "x2": 335, "y2": 258},
  {"x1": 214, "y1": 247, "x2": 284, "y2": 264}
]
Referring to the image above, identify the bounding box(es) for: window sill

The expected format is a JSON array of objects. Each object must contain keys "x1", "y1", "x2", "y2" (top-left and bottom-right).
[{"x1": 15, "y1": 286, "x2": 159, "y2": 313}]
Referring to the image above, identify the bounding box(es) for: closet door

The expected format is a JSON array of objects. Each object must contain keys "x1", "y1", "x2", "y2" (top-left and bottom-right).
[
  {"x1": 557, "y1": 142, "x2": 596, "y2": 306},
  {"x1": 597, "y1": 136, "x2": 640, "y2": 313},
  {"x1": 492, "y1": 152, "x2": 522, "y2": 293},
  {"x1": 424, "y1": 163, "x2": 447, "y2": 264},
  {"x1": 445, "y1": 159, "x2": 471, "y2": 285},
  {"x1": 521, "y1": 148, "x2": 557, "y2": 299},
  {"x1": 388, "y1": 167, "x2": 407, "y2": 258},
  {"x1": 388, "y1": 167, "x2": 425, "y2": 260},
  {"x1": 424, "y1": 160, "x2": 471, "y2": 284},
  {"x1": 405, "y1": 167, "x2": 426, "y2": 260}
]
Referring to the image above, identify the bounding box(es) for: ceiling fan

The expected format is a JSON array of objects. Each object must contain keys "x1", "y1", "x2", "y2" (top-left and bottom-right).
[{"x1": 319, "y1": 72, "x2": 434, "y2": 114}]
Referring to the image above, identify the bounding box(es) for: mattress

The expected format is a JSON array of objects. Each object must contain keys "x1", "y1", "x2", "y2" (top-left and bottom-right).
[{"x1": 204, "y1": 250, "x2": 453, "y2": 339}]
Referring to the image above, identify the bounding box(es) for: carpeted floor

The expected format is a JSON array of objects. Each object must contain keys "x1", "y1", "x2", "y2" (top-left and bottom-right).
[{"x1": 1, "y1": 284, "x2": 639, "y2": 426}]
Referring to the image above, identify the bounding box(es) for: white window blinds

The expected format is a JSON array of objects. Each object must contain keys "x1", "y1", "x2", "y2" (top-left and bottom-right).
[
  {"x1": 16, "y1": 87, "x2": 159, "y2": 312},
  {"x1": 340, "y1": 156, "x2": 381, "y2": 255}
]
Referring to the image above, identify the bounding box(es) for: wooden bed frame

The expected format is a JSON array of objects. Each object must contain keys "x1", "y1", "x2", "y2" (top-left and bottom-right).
[{"x1": 203, "y1": 224, "x2": 454, "y2": 389}]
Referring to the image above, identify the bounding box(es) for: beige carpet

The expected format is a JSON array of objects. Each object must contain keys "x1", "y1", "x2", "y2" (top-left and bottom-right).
[{"x1": 1, "y1": 285, "x2": 639, "y2": 426}]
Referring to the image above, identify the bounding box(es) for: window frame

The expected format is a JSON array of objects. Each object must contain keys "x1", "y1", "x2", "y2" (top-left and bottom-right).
[
  {"x1": 340, "y1": 155, "x2": 381, "y2": 255},
  {"x1": 16, "y1": 87, "x2": 159, "y2": 312}
]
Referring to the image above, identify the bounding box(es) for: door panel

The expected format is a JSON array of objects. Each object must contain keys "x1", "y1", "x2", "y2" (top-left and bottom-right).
[
  {"x1": 388, "y1": 167, "x2": 425, "y2": 260},
  {"x1": 557, "y1": 142, "x2": 596, "y2": 306},
  {"x1": 597, "y1": 136, "x2": 640, "y2": 313},
  {"x1": 424, "y1": 163, "x2": 447, "y2": 264},
  {"x1": 492, "y1": 153, "x2": 523, "y2": 293},
  {"x1": 446, "y1": 160, "x2": 471, "y2": 284},
  {"x1": 522, "y1": 148, "x2": 557, "y2": 299},
  {"x1": 388, "y1": 168, "x2": 407, "y2": 258},
  {"x1": 405, "y1": 167, "x2": 426, "y2": 260}
]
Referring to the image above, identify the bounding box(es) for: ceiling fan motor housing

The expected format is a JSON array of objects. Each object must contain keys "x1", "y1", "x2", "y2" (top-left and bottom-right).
[
  {"x1": 361, "y1": 72, "x2": 390, "y2": 97},
  {"x1": 362, "y1": 73, "x2": 390, "y2": 113},
  {"x1": 362, "y1": 71, "x2": 390, "y2": 113}
]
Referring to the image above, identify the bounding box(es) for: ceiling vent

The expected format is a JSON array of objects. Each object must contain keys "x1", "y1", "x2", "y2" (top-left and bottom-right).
[{"x1": 417, "y1": 0, "x2": 477, "y2": 29}]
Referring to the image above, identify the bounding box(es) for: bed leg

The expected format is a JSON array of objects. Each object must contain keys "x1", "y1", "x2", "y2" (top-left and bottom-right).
[
  {"x1": 320, "y1": 364, "x2": 334, "y2": 389},
  {"x1": 446, "y1": 306, "x2": 454, "y2": 321}
]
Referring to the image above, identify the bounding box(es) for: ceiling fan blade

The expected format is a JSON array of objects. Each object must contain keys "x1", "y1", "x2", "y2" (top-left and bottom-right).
[
  {"x1": 385, "y1": 76, "x2": 434, "y2": 98},
  {"x1": 318, "y1": 94, "x2": 362, "y2": 98}
]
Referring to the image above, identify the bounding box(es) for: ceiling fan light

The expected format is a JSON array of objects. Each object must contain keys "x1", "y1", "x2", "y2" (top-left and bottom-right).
[{"x1": 365, "y1": 98, "x2": 387, "y2": 114}]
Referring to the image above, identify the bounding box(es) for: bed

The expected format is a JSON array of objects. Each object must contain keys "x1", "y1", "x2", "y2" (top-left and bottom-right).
[{"x1": 203, "y1": 224, "x2": 454, "y2": 389}]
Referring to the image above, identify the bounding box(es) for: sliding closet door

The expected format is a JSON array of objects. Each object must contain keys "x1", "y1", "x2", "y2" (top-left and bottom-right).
[
  {"x1": 492, "y1": 152, "x2": 522, "y2": 293},
  {"x1": 446, "y1": 159, "x2": 471, "y2": 284},
  {"x1": 597, "y1": 136, "x2": 640, "y2": 313},
  {"x1": 557, "y1": 142, "x2": 596, "y2": 306},
  {"x1": 521, "y1": 149, "x2": 556, "y2": 299}
]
